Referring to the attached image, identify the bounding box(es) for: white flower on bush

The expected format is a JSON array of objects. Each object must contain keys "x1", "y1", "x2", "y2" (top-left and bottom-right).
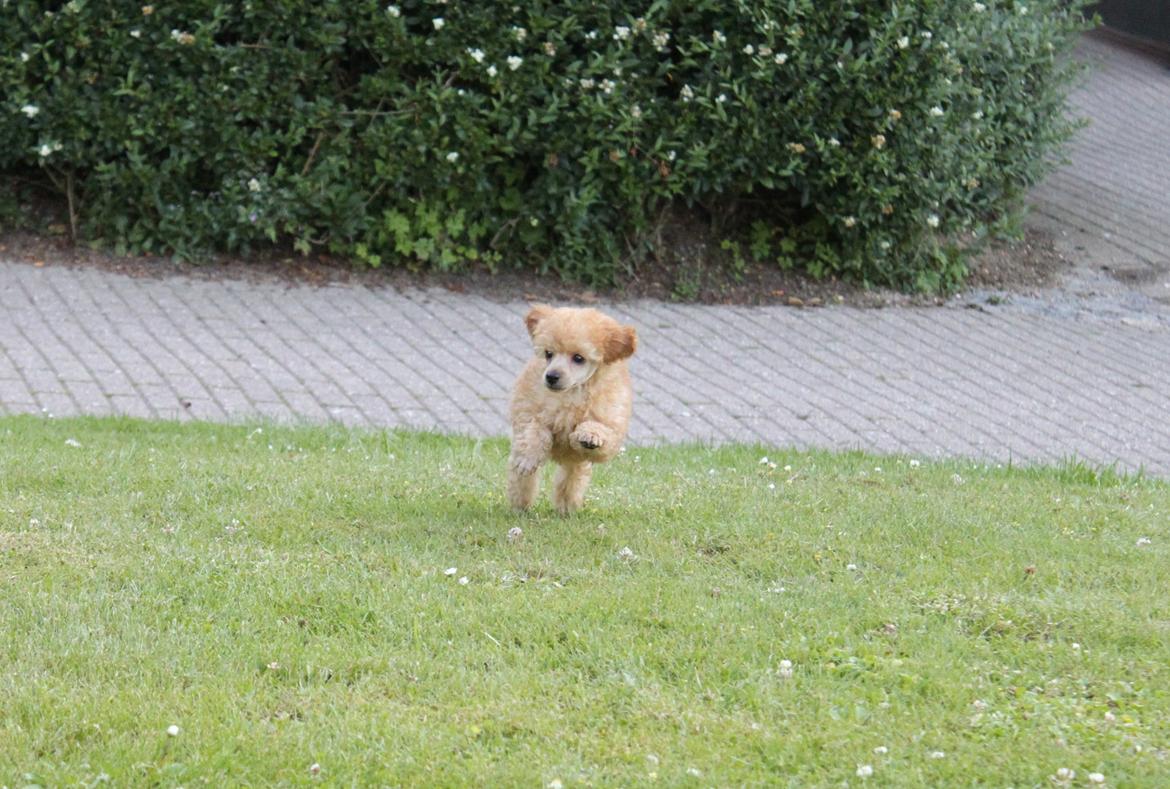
[
  {"x1": 843, "y1": 216, "x2": 857, "y2": 228},
  {"x1": 21, "y1": 104, "x2": 39, "y2": 118},
  {"x1": 21, "y1": 52, "x2": 31, "y2": 62},
  {"x1": 871, "y1": 133, "x2": 887, "y2": 149},
  {"x1": 1018, "y1": 4, "x2": 1028, "y2": 14},
  {"x1": 680, "y1": 84, "x2": 694, "y2": 102},
  {"x1": 921, "y1": 31, "x2": 933, "y2": 41},
  {"x1": 666, "y1": 150, "x2": 677, "y2": 161},
  {"x1": 973, "y1": 2, "x2": 986, "y2": 11},
  {"x1": 600, "y1": 79, "x2": 616, "y2": 95},
  {"x1": 828, "y1": 137, "x2": 841, "y2": 147},
  {"x1": 130, "y1": 29, "x2": 142, "y2": 38},
  {"x1": 36, "y1": 141, "x2": 62, "y2": 158},
  {"x1": 716, "y1": 93, "x2": 728, "y2": 104},
  {"x1": 445, "y1": 152, "x2": 459, "y2": 163},
  {"x1": 248, "y1": 177, "x2": 262, "y2": 192},
  {"x1": 712, "y1": 31, "x2": 726, "y2": 45},
  {"x1": 634, "y1": 17, "x2": 647, "y2": 33},
  {"x1": 584, "y1": 30, "x2": 598, "y2": 41},
  {"x1": 386, "y1": 4, "x2": 400, "y2": 17},
  {"x1": 466, "y1": 48, "x2": 485, "y2": 63},
  {"x1": 512, "y1": 26, "x2": 527, "y2": 42},
  {"x1": 614, "y1": 26, "x2": 631, "y2": 41},
  {"x1": 507, "y1": 55, "x2": 523, "y2": 71},
  {"x1": 973, "y1": 110, "x2": 985, "y2": 120},
  {"x1": 927, "y1": 214, "x2": 940, "y2": 228},
  {"x1": 580, "y1": 78, "x2": 595, "y2": 90},
  {"x1": 742, "y1": 44, "x2": 754, "y2": 55},
  {"x1": 170, "y1": 29, "x2": 195, "y2": 45},
  {"x1": 773, "y1": 52, "x2": 788, "y2": 65},
  {"x1": 486, "y1": 64, "x2": 498, "y2": 77},
  {"x1": 929, "y1": 106, "x2": 945, "y2": 117},
  {"x1": 758, "y1": 45, "x2": 773, "y2": 57},
  {"x1": 653, "y1": 31, "x2": 670, "y2": 51},
  {"x1": 631, "y1": 104, "x2": 642, "y2": 119},
  {"x1": 543, "y1": 41, "x2": 556, "y2": 56},
  {"x1": 897, "y1": 36, "x2": 910, "y2": 49},
  {"x1": 432, "y1": 17, "x2": 444, "y2": 31}
]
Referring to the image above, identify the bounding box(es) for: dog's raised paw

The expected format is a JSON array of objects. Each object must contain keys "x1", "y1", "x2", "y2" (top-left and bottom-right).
[
  {"x1": 570, "y1": 430, "x2": 604, "y2": 451},
  {"x1": 510, "y1": 454, "x2": 542, "y2": 476}
]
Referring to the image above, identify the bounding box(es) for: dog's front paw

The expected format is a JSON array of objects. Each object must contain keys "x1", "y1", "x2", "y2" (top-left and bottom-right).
[
  {"x1": 570, "y1": 429, "x2": 604, "y2": 452},
  {"x1": 510, "y1": 453, "x2": 543, "y2": 476}
]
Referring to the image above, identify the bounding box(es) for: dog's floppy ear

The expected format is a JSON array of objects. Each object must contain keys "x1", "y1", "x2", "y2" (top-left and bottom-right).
[
  {"x1": 524, "y1": 304, "x2": 553, "y2": 337},
  {"x1": 602, "y1": 323, "x2": 637, "y2": 363}
]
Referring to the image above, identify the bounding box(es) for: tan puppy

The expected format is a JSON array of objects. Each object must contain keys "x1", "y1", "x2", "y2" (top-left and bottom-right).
[{"x1": 507, "y1": 304, "x2": 637, "y2": 513}]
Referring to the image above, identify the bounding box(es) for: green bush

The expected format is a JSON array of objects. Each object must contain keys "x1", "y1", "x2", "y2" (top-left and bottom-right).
[{"x1": 1, "y1": 0, "x2": 1089, "y2": 290}]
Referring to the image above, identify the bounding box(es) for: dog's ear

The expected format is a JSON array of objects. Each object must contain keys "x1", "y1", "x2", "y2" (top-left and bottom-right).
[
  {"x1": 524, "y1": 304, "x2": 553, "y2": 337},
  {"x1": 602, "y1": 323, "x2": 637, "y2": 363}
]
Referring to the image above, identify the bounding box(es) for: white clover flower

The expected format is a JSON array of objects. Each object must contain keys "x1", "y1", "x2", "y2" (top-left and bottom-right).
[
  {"x1": 617, "y1": 546, "x2": 636, "y2": 560},
  {"x1": 1053, "y1": 768, "x2": 1076, "y2": 784},
  {"x1": 973, "y1": 2, "x2": 986, "y2": 11},
  {"x1": 686, "y1": 768, "x2": 701, "y2": 777},
  {"x1": 874, "y1": 746, "x2": 889, "y2": 755},
  {"x1": 742, "y1": 44, "x2": 754, "y2": 55},
  {"x1": 712, "y1": 30, "x2": 726, "y2": 45},
  {"x1": 458, "y1": 576, "x2": 469, "y2": 585},
  {"x1": 897, "y1": 36, "x2": 910, "y2": 49},
  {"x1": 445, "y1": 152, "x2": 459, "y2": 163},
  {"x1": 512, "y1": 26, "x2": 527, "y2": 42},
  {"x1": 773, "y1": 52, "x2": 788, "y2": 65},
  {"x1": 927, "y1": 214, "x2": 940, "y2": 228},
  {"x1": 543, "y1": 41, "x2": 556, "y2": 56},
  {"x1": 507, "y1": 526, "x2": 523, "y2": 542},
  {"x1": 507, "y1": 55, "x2": 523, "y2": 71},
  {"x1": 680, "y1": 84, "x2": 694, "y2": 102},
  {"x1": 247, "y1": 177, "x2": 262, "y2": 192},
  {"x1": 653, "y1": 31, "x2": 670, "y2": 51},
  {"x1": 930, "y1": 751, "x2": 946, "y2": 759},
  {"x1": 309, "y1": 763, "x2": 321, "y2": 776},
  {"x1": 444, "y1": 567, "x2": 458, "y2": 576},
  {"x1": 1137, "y1": 536, "x2": 1152, "y2": 546},
  {"x1": 486, "y1": 64, "x2": 498, "y2": 77},
  {"x1": 386, "y1": 4, "x2": 400, "y2": 17},
  {"x1": 909, "y1": 459, "x2": 921, "y2": 467},
  {"x1": 614, "y1": 26, "x2": 631, "y2": 41},
  {"x1": 930, "y1": 106, "x2": 945, "y2": 117},
  {"x1": 21, "y1": 104, "x2": 39, "y2": 118},
  {"x1": 856, "y1": 765, "x2": 873, "y2": 778},
  {"x1": 432, "y1": 17, "x2": 444, "y2": 30},
  {"x1": 467, "y1": 47, "x2": 485, "y2": 63},
  {"x1": 1088, "y1": 772, "x2": 1105, "y2": 784},
  {"x1": 166, "y1": 724, "x2": 180, "y2": 737},
  {"x1": 778, "y1": 659, "x2": 794, "y2": 678}
]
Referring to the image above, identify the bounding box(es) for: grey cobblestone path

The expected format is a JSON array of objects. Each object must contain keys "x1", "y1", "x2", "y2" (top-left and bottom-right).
[{"x1": 2, "y1": 30, "x2": 1169, "y2": 477}]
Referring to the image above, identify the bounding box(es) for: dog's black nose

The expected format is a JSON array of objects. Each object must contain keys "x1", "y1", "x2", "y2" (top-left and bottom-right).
[{"x1": 545, "y1": 370, "x2": 561, "y2": 387}]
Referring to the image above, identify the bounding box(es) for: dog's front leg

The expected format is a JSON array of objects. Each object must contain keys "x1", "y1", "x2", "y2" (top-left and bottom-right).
[
  {"x1": 507, "y1": 424, "x2": 552, "y2": 510},
  {"x1": 569, "y1": 420, "x2": 621, "y2": 462}
]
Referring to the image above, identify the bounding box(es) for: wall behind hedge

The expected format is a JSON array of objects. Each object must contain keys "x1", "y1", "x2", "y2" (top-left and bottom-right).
[{"x1": 1, "y1": 0, "x2": 1088, "y2": 290}]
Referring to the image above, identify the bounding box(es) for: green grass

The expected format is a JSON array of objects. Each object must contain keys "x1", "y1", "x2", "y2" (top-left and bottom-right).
[{"x1": 2, "y1": 416, "x2": 1168, "y2": 787}]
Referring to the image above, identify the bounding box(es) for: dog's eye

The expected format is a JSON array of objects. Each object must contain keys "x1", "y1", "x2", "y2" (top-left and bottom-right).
[
  {"x1": 572, "y1": 354, "x2": 585, "y2": 365},
  {"x1": 544, "y1": 350, "x2": 553, "y2": 360}
]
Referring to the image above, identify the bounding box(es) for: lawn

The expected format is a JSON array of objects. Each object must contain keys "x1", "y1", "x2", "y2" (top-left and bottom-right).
[{"x1": 1, "y1": 416, "x2": 1167, "y2": 787}]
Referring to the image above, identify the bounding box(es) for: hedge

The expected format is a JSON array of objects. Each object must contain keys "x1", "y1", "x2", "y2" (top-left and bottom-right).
[{"x1": 1, "y1": 0, "x2": 1090, "y2": 290}]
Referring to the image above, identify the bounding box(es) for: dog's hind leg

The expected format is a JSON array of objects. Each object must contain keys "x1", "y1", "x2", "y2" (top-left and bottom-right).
[{"x1": 552, "y1": 461, "x2": 593, "y2": 514}]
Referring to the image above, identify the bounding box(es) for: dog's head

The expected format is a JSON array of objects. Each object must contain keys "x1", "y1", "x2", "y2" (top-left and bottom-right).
[{"x1": 524, "y1": 304, "x2": 637, "y2": 392}]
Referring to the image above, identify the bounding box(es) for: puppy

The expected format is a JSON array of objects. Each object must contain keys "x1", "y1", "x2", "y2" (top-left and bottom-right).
[{"x1": 507, "y1": 304, "x2": 637, "y2": 513}]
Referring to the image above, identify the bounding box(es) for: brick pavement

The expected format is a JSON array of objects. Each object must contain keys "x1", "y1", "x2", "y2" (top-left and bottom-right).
[{"x1": 2, "y1": 30, "x2": 1169, "y2": 477}]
